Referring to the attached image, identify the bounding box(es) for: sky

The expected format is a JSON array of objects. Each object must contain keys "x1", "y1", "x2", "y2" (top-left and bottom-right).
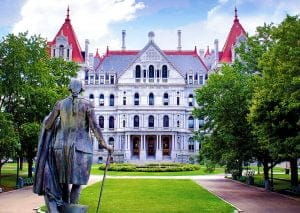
[{"x1": 0, "y1": 0, "x2": 299, "y2": 55}]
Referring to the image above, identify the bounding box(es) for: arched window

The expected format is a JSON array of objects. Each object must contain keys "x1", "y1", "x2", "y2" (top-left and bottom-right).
[
  {"x1": 188, "y1": 94, "x2": 194, "y2": 106},
  {"x1": 134, "y1": 115, "x2": 139, "y2": 128},
  {"x1": 148, "y1": 115, "x2": 154, "y2": 128},
  {"x1": 122, "y1": 120, "x2": 126, "y2": 128},
  {"x1": 134, "y1": 93, "x2": 139, "y2": 105},
  {"x1": 135, "y1": 65, "x2": 141, "y2": 78},
  {"x1": 109, "y1": 116, "x2": 114, "y2": 129},
  {"x1": 163, "y1": 115, "x2": 169, "y2": 128},
  {"x1": 149, "y1": 93, "x2": 154, "y2": 105},
  {"x1": 163, "y1": 93, "x2": 169, "y2": 105},
  {"x1": 162, "y1": 65, "x2": 168, "y2": 78},
  {"x1": 59, "y1": 45, "x2": 64, "y2": 57},
  {"x1": 89, "y1": 94, "x2": 94, "y2": 103},
  {"x1": 99, "y1": 94, "x2": 104, "y2": 106},
  {"x1": 188, "y1": 116, "x2": 194, "y2": 129},
  {"x1": 108, "y1": 137, "x2": 114, "y2": 146},
  {"x1": 188, "y1": 137, "x2": 195, "y2": 151},
  {"x1": 99, "y1": 116, "x2": 104, "y2": 128},
  {"x1": 149, "y1": 65, "x2": 154, "y2": 78},
  {"x1": 109, "y1": 94, "x2": 114, "y2": 106}
]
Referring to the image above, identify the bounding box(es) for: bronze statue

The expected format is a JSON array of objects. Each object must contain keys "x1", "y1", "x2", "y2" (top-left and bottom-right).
[{"x1": 33, "y1": 79, "x2": 112, "y2": 212}]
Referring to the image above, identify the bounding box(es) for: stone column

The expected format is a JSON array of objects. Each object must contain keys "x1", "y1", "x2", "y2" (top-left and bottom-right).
[
  {"x1": 140, "y1": 134, "x2": 146, "y2": 161},
  {"x1": 156, "y1": 134, "x2": 162, "y2": 161}
]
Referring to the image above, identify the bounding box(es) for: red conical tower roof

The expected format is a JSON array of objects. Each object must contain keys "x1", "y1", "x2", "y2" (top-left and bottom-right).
[
  {"x1": 220, "y1": 7, "x2": 246, "y2": 63},
  {"x1": 49, "y1": 7, "x2": 84, "y2": 63}
]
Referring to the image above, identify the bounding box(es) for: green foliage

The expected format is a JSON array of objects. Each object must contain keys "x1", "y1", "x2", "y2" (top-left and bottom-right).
[
  {"x1": 80, "y1": 179, "x2": 235, "y2": 213},
  {"x1": 0, "y1": 32, "x2": 78, "y2": 177},
  {"x1": 98, "y1": 163, "x2": 200, "y2": 172},
  {"x1": 193, "y1": 64, "x2": 256, "y2": 175},
  {"x1": 0, "y1": 112, "x2": 20, "y2": 185}
]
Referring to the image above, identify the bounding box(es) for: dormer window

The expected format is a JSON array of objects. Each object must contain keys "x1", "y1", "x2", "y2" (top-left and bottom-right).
[
  {"x1": 149, "y1": 65, "x2": 154, "y2": 79},
  {"x1": 135, "y1": 65, "x2": 141, "y2": 78},
  {"x1": 59, "y1": 45, "x2": 64, "y2": 57}
]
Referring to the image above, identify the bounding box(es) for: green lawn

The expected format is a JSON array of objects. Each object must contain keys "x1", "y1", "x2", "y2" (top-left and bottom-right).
[
  {"x1": 80, "y1": 179, "x2": 235, "y2": 213},
  {"x1": 90, "y1": 164, "x2": 225, "y2": 176},
  {"x1": 0, "y1": 163, "x2": 29, "y2": 190}
]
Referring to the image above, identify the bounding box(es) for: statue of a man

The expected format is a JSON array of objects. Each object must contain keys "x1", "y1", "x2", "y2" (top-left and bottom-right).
[{"x1": 33, "y1": 79, "x2": 112, "y2": 212}]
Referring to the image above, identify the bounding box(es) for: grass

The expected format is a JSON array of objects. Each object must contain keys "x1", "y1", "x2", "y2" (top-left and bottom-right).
[
  {"x1": 90, "y1": 164, "x2": 225, "y2": 176},
  {"x1": 0, "y1": 163, "x2": 29, "y2": 190},
  {"x1": 80, "y1": 179, "x2": 235, "y2": 213}
]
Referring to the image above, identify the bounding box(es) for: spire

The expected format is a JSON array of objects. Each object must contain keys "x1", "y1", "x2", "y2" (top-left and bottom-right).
[
  {"x1": 65, "y1": 6, "x2": 70, "y2": 21},
  {"x1": 234, "y1": 6, "x2": 239, "y2": 22}
]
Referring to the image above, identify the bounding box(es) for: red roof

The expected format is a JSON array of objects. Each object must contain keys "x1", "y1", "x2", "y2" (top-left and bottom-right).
[
  {"x1": 220, "y1": 8, "x2": 246, "y2": 63},
  {"x1": 49, "y1": 7, "x2": 84, "y2": 63}
]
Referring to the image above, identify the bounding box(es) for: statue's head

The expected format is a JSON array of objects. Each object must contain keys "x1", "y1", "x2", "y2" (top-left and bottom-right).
[{"x1": 68, "y1": 79, "x2": 84, "y2": 97}]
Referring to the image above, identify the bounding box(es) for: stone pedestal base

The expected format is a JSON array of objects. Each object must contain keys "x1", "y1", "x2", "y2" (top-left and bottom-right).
[{"x1": 63, "y1": 204, "x2": 88, "y2": 213}]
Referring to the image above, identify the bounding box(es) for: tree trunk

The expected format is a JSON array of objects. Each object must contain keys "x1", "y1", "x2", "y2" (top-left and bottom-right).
[
  {"x1": 263, "y1": 159, "x2": 271, "y2": 190},
  {"x1": 0, "y1": 165, "x2": 2, "y2": 186},
  {"x1": 20, "y1": 156, "x2": 23, "y2": 170},
  {"x1": 27, "y1": 158, "x2": 33, "y2": 178},
  {"x1": 290, "y1": 158, "x2": 298, "y2": 188}
]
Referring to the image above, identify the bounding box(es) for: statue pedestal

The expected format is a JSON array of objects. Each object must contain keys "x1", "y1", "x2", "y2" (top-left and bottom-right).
[{"x1": 63, "y1": 204, "x2": 88, "y2": 213}]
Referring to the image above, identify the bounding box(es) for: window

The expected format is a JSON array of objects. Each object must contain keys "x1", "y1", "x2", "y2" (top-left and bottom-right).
[
  {"x1": 67, "y1": 49, "x2": 70, "y2": 59},
  {"x1": 188, "y1": 94, "x2": 194, "y2": 106},
  {"x1": 149, "y1": 93, "x2": 154, "y2": 105},
  {"x1": 199, "y1": 75, "x2": 204, "y2": 85},
  {"x1": 89, "y1": 75, "x2": 94, "y2": 84},
  {"x1": 100, "y1": 75, "x2": 104, "y2": 84},
  {"x1": 59, "y1": 45, "x2": 64, "y2": 57},
  {"x1": 134, "y1": 93, "x2": 139, "y2": 106},
  {"x1": 99, "y1": 116, "x2": 104, "y2": 128},
  {"x1": 199, "y1": 118, "x2": 204, "y2": 128},
  {"x1": 194, "y1": 73, "x2": 198, "y2": 80},
  {"x1": 99, "y1": 94, "x2": 104, "y2": 106},
  {"x1": 109, "y1": 94, "x2": 114, "y2": 106},
  {"x1": 108, "y1": 137, "x2": 114, "y2": 146},
  {"x1": 163, "y1": 115, "x2": 169, "y2": 128},
  {"x1": 162, "y1": 65, "x2": 168, "y2": 78},
  {"x1": 135, "y1": 65, "x2": 141, "y2": 78},
  {"x1": 149, "y1": 65, "x2": 154, "y2": 78},
  {"x1": 188, "y1": 75, "x2": 193, "y2": 84},
  {"x1": 156, "y1": 69, "x2": 160, "y2": 78},
  {"x1": 123, "y1": 96, "x2": 126, "y2": 105},
  {"x1": 109, "y1": 116, "x2": 114, "y2": 129},
  {"x1": 89, "y1": 94, "x2": 94, "y2": 103},
  {"x1": 188, "y1": 116, "x2": 194, "y2": 129},
  {"x1": 143, "y1": 70, "x2": 146, "y2": 78},
  {"x1": 188, "y1": 137, "x2": 195, "y2": 152},
  {"x1": 148, "y1": 115, "x2": 154, "y2": 128},
  {"x1": 163, "y1": 93, "x2": 169, "y2": 106},
  {"x1": 177, "y1": 120, "x2": 180, "y2": 128},
  {"x1": 134, "y1": 115, "x2": 139, "y2": 128},
  {"x1": 110, "y1": 75, "x2": 115, "y2": 84},
  {"x1": 122, "y1": 120, "x2": 126, "y2": 128},
  {"x1": 177, "y1": 92, "x2": 180, "y2": 105}
]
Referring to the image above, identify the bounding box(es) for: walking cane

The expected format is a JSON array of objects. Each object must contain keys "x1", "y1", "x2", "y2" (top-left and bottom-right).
[{"x1": 96, "y1": 153, "x2": 111, "y2": 213}]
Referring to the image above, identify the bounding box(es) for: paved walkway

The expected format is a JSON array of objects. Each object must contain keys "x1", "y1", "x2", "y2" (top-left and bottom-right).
[{"x1": 0, "y1": 174, "x2": 300, "y2": 213}]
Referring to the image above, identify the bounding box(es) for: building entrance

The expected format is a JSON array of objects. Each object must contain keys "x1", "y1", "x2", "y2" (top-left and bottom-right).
[
  {"x1": 132, "y1": 136, "x2": 140, "y2": 157},
  {"x1": 162, "y1": 136, "x2": 170, "y2": 156},
  {"x1": 146, "y1": 136, "x2": 156, "y2": 156}
]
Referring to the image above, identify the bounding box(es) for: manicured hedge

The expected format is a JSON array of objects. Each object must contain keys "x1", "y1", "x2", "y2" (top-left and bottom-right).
[{"x1": 98, "y1": 163, "x2": 200, "y2": 172}]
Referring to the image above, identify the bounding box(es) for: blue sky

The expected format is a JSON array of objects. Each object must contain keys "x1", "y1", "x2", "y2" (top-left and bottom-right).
[{"x1": 0, "y1": 0, "x2": 299, "y2": 55}]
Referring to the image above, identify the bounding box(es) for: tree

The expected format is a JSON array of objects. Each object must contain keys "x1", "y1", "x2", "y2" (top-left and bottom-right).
[
  {"x1": 193, "y1": 64, "x2": 256, "y2": 177},
  {"x1": 0, "y1": 32, "x2": 78, "y2": 176},
  {"x1": 0, "y1": 112, "x2": 20, "y2": 185},
  {"x1": 248, "y1": 15, "x2": 300, "y2": 188}
]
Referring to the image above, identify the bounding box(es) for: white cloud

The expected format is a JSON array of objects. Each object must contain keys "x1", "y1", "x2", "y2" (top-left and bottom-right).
[{"x1": 13, "y1": 0, "x2": 145, "y2": 54}]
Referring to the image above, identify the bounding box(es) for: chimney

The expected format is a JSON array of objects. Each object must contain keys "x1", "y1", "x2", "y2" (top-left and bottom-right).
[
  {"x1": 214, "y1": 39, "x2": 219, "y2": 63},
  {"x1": 122, "y1": 30, "x2": 126, "y2": 50},
  {"x1": 85, "y1": 39, "x2": 89, "y2": 64},
  {"x1": 177, "y1": 30, "x2": 182, "y2": 51}
]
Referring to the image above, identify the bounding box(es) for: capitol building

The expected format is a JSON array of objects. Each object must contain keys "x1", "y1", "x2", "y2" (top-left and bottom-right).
[{"x1": 47, "y1": 8, "x2": 246, "y2": 163}]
